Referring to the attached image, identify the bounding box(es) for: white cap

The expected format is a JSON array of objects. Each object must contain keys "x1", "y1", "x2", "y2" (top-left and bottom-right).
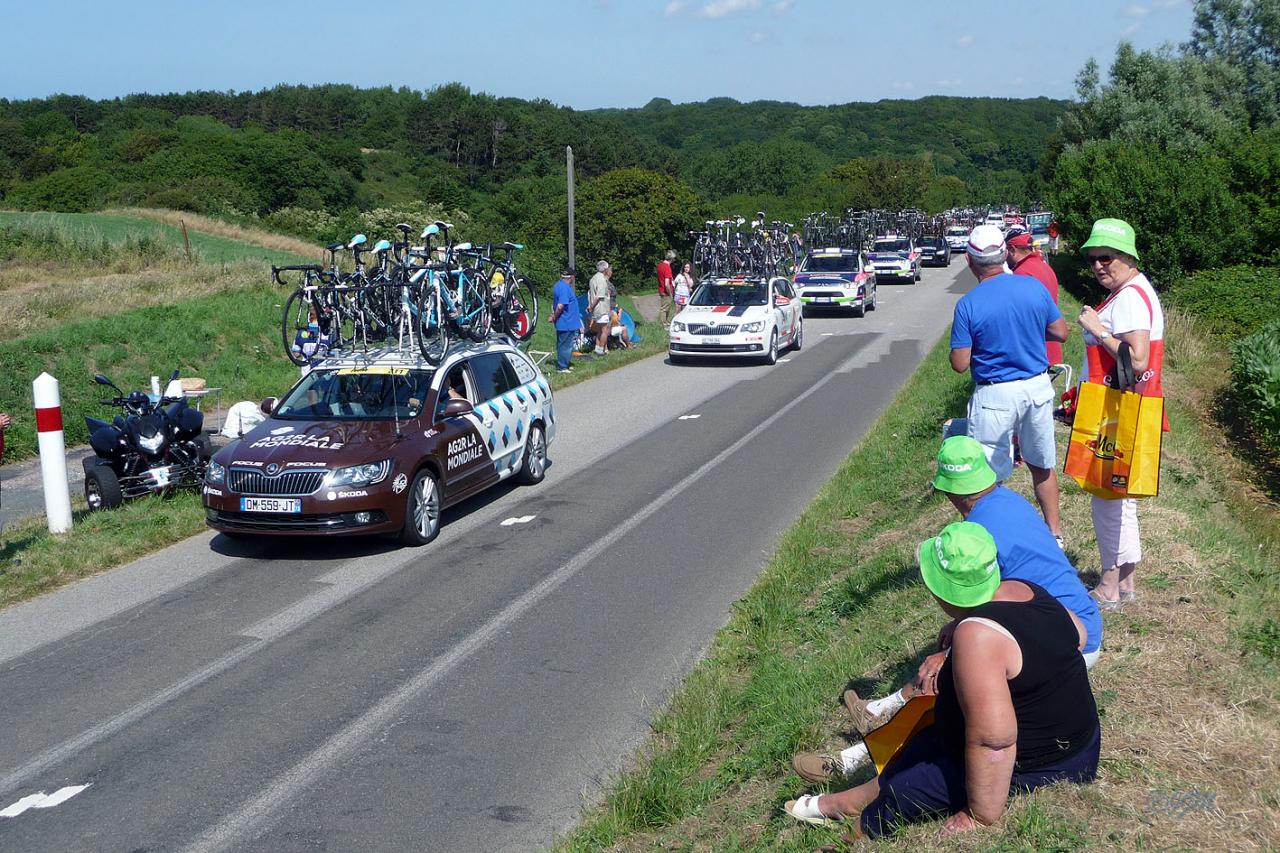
[{"x1": 966, "y1": 224, "x2": 1006, "y2": 261}]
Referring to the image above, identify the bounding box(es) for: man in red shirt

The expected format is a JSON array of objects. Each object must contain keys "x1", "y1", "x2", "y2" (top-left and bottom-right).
[
  {"x1": 1007, "y1": 228, "x2": 1064, "y2": 366},
  {"x1": 656, "y1": 250, "x2": 675, "y2": 325}
]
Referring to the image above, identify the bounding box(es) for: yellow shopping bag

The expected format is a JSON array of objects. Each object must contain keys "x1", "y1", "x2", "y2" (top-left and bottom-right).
[
  {"x1": 1064, "y1": 381, "x2": 1164, "y2": 499},
  {"x1": 864, "y1": 696, "x2": 936, "y2": 775}
]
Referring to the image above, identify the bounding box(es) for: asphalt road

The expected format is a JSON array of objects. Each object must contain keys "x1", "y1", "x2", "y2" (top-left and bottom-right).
[{"x1": 0, "y1": 261, "x2": 973, "y2": 851}]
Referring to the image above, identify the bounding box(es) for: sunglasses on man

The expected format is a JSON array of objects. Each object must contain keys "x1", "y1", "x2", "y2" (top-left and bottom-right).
[{"x1": 1087, "y1": 254, "x2": 1116, "y2": 266}]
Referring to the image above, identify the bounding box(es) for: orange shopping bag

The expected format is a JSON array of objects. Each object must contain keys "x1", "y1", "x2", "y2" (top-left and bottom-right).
[
  {"x1": 864, "y1": 695, "x2": 936, "y2": 774},
  {"x1": 1064, "y1": 380, "x2": 1164, "y2": 499}
]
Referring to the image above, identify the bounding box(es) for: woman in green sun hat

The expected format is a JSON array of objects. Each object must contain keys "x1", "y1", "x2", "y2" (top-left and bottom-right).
[
  {"x1": 1075, "y1": 218, "x2": 1167, "y2": 610},
  {"x1": 786, "y1": 521, "x2": 1100, "y2": 838}
]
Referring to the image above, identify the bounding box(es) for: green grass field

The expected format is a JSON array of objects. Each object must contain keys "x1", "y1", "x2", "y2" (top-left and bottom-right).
[{"x1": 0, "y1": 210, "x2": 310, "y2": 266}]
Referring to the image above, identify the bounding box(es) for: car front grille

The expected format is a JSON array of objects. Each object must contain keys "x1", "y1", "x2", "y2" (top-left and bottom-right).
[
  {"x1": 687, "y1": 323, "x2": 739, "y2": 336},
  {"x1": 228, "y1": 468, "x2": 326, "y2": 496}
]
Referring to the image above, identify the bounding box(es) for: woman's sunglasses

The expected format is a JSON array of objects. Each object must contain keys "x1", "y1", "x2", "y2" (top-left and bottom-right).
[{"x1": 1087, "y1": 254, "x2": 1116, "y2": 266}]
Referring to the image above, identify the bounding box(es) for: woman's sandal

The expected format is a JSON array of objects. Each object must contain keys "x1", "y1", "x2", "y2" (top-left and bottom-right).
[
  {"x1": 785, "y1": 794, "x2": 839, "y2": 826},
  {"x1": 1120, "y1": 590, "x2": 1138, "y2": 603},
  {"x1": 1089, "y1": 588, "x2": 1122, "y2": 612}
]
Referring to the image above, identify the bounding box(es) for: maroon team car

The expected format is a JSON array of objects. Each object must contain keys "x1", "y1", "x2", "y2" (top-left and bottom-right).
[{"x1": 203, "y1": 342, "x2": 556, "y2": 546}]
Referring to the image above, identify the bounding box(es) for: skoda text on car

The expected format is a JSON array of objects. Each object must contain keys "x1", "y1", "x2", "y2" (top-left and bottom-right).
[
  {"x1": 203, "y1": 341, "x2": 555, "y2": 546},
  {"x1": 917, "y1": 234, "x2": 952, "y2": 267},
  {"x1": 792, "y1": 248, "x2": 877, "y2": 317},
  {"x1": 944, "y1": 225, "x2": 970, "y2": 253},
  {"x1": 867, "y1": 235, "x2": 921, "y2": 283},
  {"x1": 668, "y1": 276, "x2": 802, "y2": 365}
]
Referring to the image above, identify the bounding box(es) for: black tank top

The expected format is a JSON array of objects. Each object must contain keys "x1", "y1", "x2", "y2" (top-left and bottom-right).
[{"x1": 934, "y1": 581, "x2": 1099, "y2": 770}]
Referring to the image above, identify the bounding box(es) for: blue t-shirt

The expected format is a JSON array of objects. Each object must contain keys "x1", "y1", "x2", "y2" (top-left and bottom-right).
[
  {"x1": 950, "y1": 273, "x2": 1061, "y2": 383},
  {"x1": 552, "y1": 278, "x2": 582, "y2": 332},
  {"x1": 967, "y1": 486, "x2": 1102, "y2": 654}
]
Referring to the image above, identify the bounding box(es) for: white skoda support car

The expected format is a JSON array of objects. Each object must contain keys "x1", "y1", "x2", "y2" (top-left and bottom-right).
[{"x1": 668, "y1": 276, "x2": 802, "y2": 365}]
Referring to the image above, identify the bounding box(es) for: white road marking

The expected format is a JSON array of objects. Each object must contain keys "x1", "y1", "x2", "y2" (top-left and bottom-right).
[
  {"x1": 499, "y1": 515, "x2": 537, "y2": 526},
  {"x1": 677, "y1": 414, "x2": 701, "y2": 420},
  {"x1": 778, "y1": 358, "x2": 792, "y2": 363},
  {"x1": 181, "y1": 346, "x2": 863, "y2": 853},
  {"x1": 821, "y1": 333, "x2": 834, "y2": 336},
  {"x1": 0, "y1": 784, "x2": 90, "y2": 818}
]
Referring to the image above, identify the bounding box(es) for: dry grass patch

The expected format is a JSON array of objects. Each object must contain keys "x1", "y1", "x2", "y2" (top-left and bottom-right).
[{"x1": 107, "y1": 207, "x2": 322, "y2": 259}]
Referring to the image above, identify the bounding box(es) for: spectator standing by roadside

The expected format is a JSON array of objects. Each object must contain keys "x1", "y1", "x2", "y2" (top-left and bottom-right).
[
  {"x1": 673, "y1": 263, "x2": 694, "y2": 314},
  {"x1": 1075, "y1": 218, "x2": 1167, "y2": 610},
  {"x1": 292, "y1": 307, "x2": 333, "y2": 377},
  {"x1": 656, "y1": 250, "x2": 676, "y2": 325},
  {"x1": 1048, "y1": 219, "x2": 1061, "y2": 255},
  {"x1": 950, "y1": 224, "x2": 1069, "y2": 542},
  {"x1": 1007, "y1": 226, "x2": 1064, "y2": 366},
  {"x1": 549, "y1": 268, "x2": 582, "y2": 374},
  {"x1": 0, "y1": 412, "x2": 9, "y2": 523},
  {"x1": 588, "y1": 260, "x2": 613, "y2": 356}
]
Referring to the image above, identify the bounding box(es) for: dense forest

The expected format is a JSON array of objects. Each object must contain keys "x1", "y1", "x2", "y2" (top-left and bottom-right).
[{"x1": 0, "y1": 85, "x2": 1065, "y2": 283}]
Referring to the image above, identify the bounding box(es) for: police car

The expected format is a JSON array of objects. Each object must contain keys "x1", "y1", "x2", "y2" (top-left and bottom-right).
[
  {"x1": 203, "y1": 341, "x2": 555, "y2": 546},
  {"x1": 668, "y1": 276, "x2": 802, "y2": 365},
  {"x1": 793, "y1": 248, "x2": 878, "y2": 317},
  {"x1": 867, "y1": 235, "x2": 922, "y2": 283}
]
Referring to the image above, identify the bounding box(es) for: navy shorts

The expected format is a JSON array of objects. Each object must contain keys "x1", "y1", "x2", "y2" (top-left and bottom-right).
[{"x1": 859, "y1": 722, "x2": 1100, "y2": 838}]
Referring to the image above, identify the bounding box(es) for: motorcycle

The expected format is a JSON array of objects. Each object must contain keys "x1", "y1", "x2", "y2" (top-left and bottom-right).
[{"x1": 82, "y1": 370, "x2": 213, "y2": 510}]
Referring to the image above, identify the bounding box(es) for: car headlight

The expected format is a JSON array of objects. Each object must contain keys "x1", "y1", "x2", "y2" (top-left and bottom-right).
[
  {"x1": 741, "y1": 321, "x2": 764, "y2": 332},
  {"x1": 670, "y1": 321, "x2": 686, "y2": 333},
  {"x1": 207, "y1": 459, "x2": 225, "y2": 484},
  {"x1": 325, "y1": 460, "x2": 391, "y2": 488}
]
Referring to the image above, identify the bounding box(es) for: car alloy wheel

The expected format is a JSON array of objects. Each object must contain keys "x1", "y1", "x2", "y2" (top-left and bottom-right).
[
  {"x1": 517, "y1": 424, "x2": 547, "y2": 485},
  {"x1": 764, "y1": 329, "x2": 779, "y2": 365},
  {"x1": 401, "y1": 468, "x2": 441, "y2": 546}
]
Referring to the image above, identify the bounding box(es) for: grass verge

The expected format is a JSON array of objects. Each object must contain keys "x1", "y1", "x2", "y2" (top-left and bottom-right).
[{"x1": 555, "y1": 290, "x2": 1280, "y2": 852}]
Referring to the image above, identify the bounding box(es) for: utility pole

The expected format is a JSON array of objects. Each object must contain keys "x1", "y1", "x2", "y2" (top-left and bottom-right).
[{"x1": 566, "y1": 145, "x2": 575, "y2": 273}]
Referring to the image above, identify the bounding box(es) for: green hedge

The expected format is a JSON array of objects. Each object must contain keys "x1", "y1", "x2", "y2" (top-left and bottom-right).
[
  {"x1": 1165, "y1": 265, "x2": 1280, "y2": 339},
  {"x1": 1231, "y1": 318, "x2": 1280, "y2": 453}
]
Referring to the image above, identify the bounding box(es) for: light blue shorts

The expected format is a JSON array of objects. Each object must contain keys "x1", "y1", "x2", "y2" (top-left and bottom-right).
[{"x1": 966, "y1": 373, "x2": 1056, "y2": 481}]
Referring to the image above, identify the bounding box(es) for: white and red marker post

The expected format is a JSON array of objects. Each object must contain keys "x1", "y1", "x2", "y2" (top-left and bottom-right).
[{"x1": 33, "y1": 372, "x2": 73, "y2": 533}]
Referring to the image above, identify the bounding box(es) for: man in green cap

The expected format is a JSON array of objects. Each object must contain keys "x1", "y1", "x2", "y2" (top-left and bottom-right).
[
  {"x1": 790, "y1": 437, "x2": 1101, "y2": 785},
  {"x1": 786, "y1": 521, "x2": 1100, "y2": 838}
]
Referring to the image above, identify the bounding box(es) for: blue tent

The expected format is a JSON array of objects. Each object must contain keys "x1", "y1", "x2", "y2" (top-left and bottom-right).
[{"x1": 575, "y1": 294, "x2": 642, "y2": 344}]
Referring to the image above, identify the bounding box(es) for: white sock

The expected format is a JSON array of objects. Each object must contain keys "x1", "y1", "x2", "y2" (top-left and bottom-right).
[
  {"x1": 865, "y1": 689, "x2": 906, "y2": 717},
  {"x1": 839, "y1": 741, "x2": 870, "y2": 774}
]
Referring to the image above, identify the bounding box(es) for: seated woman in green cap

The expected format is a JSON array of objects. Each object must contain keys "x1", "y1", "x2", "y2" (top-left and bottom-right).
[{"x1": 785, "y1": 522, "x2": 1100, "y2": 838}]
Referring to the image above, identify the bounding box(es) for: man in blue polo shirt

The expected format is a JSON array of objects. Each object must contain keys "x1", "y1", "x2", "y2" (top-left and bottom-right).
[
  {"x1": 549, "y1": 268, "x2": 583, "y2": 374},
  {"x1": 950, "y1": 224, "x2": 1069, "y2": 540}
]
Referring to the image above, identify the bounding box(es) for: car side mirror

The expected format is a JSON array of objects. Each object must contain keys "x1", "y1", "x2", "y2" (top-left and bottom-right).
[
  {"x1": 441, "y1": 398, "x2": 474, "y2": 418},
  {"x1": 260, "y1": 397, "x2": 278, "y2": 415}
]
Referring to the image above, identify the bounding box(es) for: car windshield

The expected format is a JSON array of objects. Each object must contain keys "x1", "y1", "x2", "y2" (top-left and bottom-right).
[
  {"x1": 689, "y1": 280, "x2": 768, "y2": 306},
  {"x1": 946, "y1": 227, "x2": 968, "y2": 237},
  {"x1": 872, "y1": 239, "x2": 910, "y2": 253},
  {"x1": 274, "y1": 367, "x2": 434, "y2": 420},
  {"x1": 803, "y1": 255, "x2": 859, "y2": 272}
]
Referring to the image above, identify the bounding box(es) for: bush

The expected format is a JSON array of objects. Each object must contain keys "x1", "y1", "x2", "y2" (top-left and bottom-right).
[
  {"x1": 1165, "y1": 265, "x2": 1280, "y2": 339},
  {"x1": 1231, "y1": 317, "x2": 1280, "y2": 452}
]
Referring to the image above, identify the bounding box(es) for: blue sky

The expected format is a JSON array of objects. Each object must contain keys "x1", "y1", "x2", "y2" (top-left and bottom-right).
[{"x1": 4, "y1": 0, "x2": 1194, "y2": 108}]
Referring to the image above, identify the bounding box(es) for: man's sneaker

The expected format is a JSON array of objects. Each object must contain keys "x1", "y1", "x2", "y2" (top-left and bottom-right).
[
  {"x1": 791, "y1": 752, "x2": 844, "y2": 784},
  {"x1": 594, "y1": 347, "x2": 606, "y2": 356},
  {"x1": 557, "y1": 368, "x2": 573, "y2": 374},
  {"x1": 842, "y1": 689, "x2": 888, "y2": 736}
]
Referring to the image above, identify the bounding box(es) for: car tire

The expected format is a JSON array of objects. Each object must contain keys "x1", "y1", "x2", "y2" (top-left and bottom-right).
[
  {"x1": 791, "y1": 318, "x2": 803, "y2": 351},
  {"x1": 516, "y1": 423, "x2": 547, "y2": 485},
  {"x1": 400, "y1": 468, "x2": 442, "y2": 546},
  {"x1": 83, "y1": 458, "x2": 124, "y2": 510},
  {"x1": 869, "y1": 286, "x2": 878, "y2": 311},
  {"x1": 763, "y1": 330, "x2": 779, "y2": 365}
]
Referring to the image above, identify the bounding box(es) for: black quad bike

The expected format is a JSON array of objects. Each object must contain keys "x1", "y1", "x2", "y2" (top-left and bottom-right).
[{"x1": 82, "y1": 370, "x2": 213, "y2": 510}]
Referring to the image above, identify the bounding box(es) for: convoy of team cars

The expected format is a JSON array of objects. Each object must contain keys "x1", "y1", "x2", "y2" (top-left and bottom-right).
[
  {"x1": 668, "y1": 276, "x2": 802, "y2": 365},
  {"x1": 792, "y1": 248, "x2": 878, "y2": 316},
  {"x1": 202, "y1": 341, "x2": 554, "y2": 545},
  {"x1": 944, "y1": 225, "x2": 969, "y2": 254},
  {"x1": 917, "y1": 234, "x2": 953, "y2": 267},
  {"x1": 867, "y1": 235, "x2": 922, "y2": 283}
]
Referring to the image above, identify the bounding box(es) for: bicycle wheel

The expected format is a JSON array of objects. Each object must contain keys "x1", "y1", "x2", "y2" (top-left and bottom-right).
[
  {"x1": 281, "y1": 289, "x2": 310, "y2": 366},
  {"x1": 460, "y1": 275, "x2": 493, "y2": 343},
  {"x1": 504, "y1": 276, "x2": 539, "y2": 341},
  {"x1": 416, "y1": 282, "x2": 451, "y2": 366}
]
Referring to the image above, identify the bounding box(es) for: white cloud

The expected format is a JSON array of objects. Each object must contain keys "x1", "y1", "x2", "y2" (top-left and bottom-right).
[
  {"x1": 774, "y1": 0, "x2": 796, "y2": 13},
  {"x1": 1125, "y1": 3, "x2": 1150, "y2": 16},
  {"x1": 700, "y1": 0, "x2": 761, "y2": 18},
  {"x1": 937, "y1": 78, "x2": 964, "y2": 88},
  {"x1": 1121, "y1": 22, "x2": 1141, "y2": 35},
  {"x1": 956, "y1": 33, "x2": 974, "y2": 46},
  {"x1": 750, "y1": 29, "x2": 768, "y2": 42},
  {"x1": 664, "y1": 0, "x2": 685, "y2": 15},
  {"x1": 892, "y1": 80, "x2": 915, "y2": 91}
]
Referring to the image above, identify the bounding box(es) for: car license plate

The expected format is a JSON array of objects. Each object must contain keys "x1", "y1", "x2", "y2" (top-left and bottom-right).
[
  {"x1": 703, "y1": 337, "x2": 720, "y2": 345},
  {"x1": 816, "y1": 296, "x2": 833, "y2": 303},
  {"x1": 240, "y1": 497, "x2": 302, "y2": 513}
]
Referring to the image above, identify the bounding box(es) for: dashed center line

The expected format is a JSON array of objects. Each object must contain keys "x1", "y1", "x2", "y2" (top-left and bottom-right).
[
  {"x1": 499, "y1": 515, "x2": 537, "y2": 526},
  {"x1": 677, "y1": 414, "x2": 701, "y2": 420},
  {"x1": 1, "y1": 784, "x2": 91, "y2": 818}
]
